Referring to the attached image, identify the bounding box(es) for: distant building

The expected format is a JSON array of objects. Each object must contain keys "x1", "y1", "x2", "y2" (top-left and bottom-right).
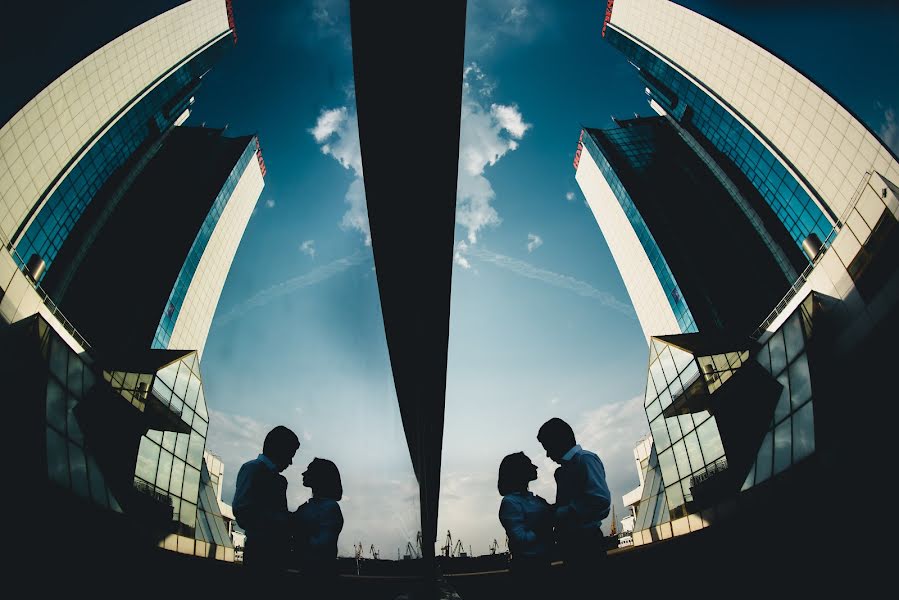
[
  {"x1": 582, "y1": 0, "x2": 899, "y2": 547},
  {"x1": 618, "y1": 435, "x2": 653, "y2": 548},
  {"x1": 204, "y1": 450, "x2": 246, "y2": 559}
]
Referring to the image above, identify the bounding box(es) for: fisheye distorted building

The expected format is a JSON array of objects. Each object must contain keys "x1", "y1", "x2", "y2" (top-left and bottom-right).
[
  {"x1": 1, "y1": 0, "x2": 254, "y2": 565},
  {"x1": 580, "y1": 0, "x2": 898, "y2": 547}
]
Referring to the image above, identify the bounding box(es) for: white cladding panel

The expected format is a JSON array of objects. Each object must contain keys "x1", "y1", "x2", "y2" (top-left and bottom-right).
[
  {"x1": 0, "y1": 0, "x2": 231, "y2": 241},
  {"x1": 167, "y1": 155, "x2": 263, "y2": 358},
  {"x1": 609, "y1": 0, "x2": 899, "y2": 223},
  {"x1": 575, "y1": 144, "x2": 681, "y2": 343}
]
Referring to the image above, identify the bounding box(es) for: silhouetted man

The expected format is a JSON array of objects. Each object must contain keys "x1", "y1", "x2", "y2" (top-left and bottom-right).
[
  {"x1": 538, "y1": 418, "x2": 611, "y2": 592},
  {"x1": 233, "y1": 425, "x2": 300, "y2": 572}
]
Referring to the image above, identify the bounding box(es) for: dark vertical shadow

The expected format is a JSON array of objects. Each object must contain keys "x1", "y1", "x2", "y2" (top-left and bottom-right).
[{"x1": 349, "y1": 0, "x2": 467, "y2": 585}]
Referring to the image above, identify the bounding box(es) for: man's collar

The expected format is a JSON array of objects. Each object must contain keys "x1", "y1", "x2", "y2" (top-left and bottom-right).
[
  {"x1": 561, "y1": 444, "x2": 581, "y2": 462},
  {"x1": 258, "y1": 454, "x2": 278, "y2": 471}
]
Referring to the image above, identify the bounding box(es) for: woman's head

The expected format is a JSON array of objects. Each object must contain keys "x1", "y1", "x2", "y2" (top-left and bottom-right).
[
  {"x1": 302, "y1": 458, "x2": 343, "y2": 501},
  {"x1": 497, "y1": 452, "x2": 538, "y2": 496}
]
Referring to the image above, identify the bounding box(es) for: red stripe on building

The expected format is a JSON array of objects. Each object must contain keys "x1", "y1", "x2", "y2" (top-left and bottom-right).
[
  {"x1": 226, "y1": 0, "x2": 238, "y2": 44},
  {"x1": 255, "y1": 137, "x2": 267, "y2": 178}
]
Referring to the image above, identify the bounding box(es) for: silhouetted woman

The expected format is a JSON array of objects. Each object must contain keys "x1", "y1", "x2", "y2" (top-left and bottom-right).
[
  {"x1": 293, "y1": 458, "x2": 344, "y2": 585},
  {"x1": 498, "y1": 452, "x2": 553, "y2": 596}
]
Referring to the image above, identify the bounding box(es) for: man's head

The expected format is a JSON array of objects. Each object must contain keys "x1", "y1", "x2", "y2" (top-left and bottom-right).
[
  {"x1": 262, "y1": 426, "x2": 300, "y2": 472},
  {"x1": 537, "y1": 418, "x2": 576, "y2": 464}
]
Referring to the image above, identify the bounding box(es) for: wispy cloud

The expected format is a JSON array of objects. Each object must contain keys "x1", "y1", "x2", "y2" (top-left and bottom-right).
[
  {"x1": 299, "y1": 240, "x2": 316, "y2": 258},
  {"x1": 213, "y1": 251, "x2": 370, "y2": 327},
  {"x1": 526, "y1": 233, "x2": 543, "y2": 253},
  {"x1": 467, "y1": 0, "x2": 545, "y2": 57},
  {"x1": 454, "y1": 240, "x2": 472, "y2": 270},
  {"x1": 309, "y1": 107, "x2": 370, "y2": 245},
  {"x1": 879, "y1": 106, "x2": 898, "y2": 154},
  {"x1": 265, "y1": 198, "x2": 276, "y2": 209},
  {"x1": 566, "y1": 191, "x2": 575, "y2": 202},
  {"x1": 457, "y1": 64, "x2": 531, "y2": 244},
  {"x1": 459, "y1": 245, "x2": 636, "y2": 319},
  {"x1": 309, "y1": 0, "x2": 351, "y2": 49}
]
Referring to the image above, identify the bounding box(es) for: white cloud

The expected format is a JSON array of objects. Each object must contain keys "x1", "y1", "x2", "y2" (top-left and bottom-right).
[
  {"x1": 299, "y1": 239, "x2": 316, "y2": 258},
  {"x1": 213, "y1": 251, "x2": 370, "y2": 327},
  {"x1": 490, "y1": 104, "x2": 530, "y2": 139},
  {"x1": 526, "y1": 233, "x2": 543, "y2": 253},
  {"x1": 302, "y1": 431, "x2": 313, "y2": 442},
  {"x1": 456, "y1": 245, "x2": 636, "y2": 319},
  {"x1": 265, "y1": 198, "x2": 276, "y2": 209},
  {"x1": 466, "y1": 0, "x2": 544, "y2": 57},
  {"x1": 550, "y1": 397, "x2": 560, "y2": 405},
  {"x1": 309, "y1": 107, "x2": 370, "y2": 245},
  {"x1": 879, "y1": 106, "x2": 898, "y2": 154},
  {"x1": 457, "y1": 65, "x2": 531, "y2": 244},
  {"x1": 566, "y1": 191, "x2": 575, "y2": 202},
  {"x1": 206, "y1": 410, "x2": 275, "y2": 504}
]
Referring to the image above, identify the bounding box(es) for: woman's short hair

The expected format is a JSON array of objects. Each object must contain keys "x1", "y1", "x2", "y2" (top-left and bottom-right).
[
  {"x1": 307, "y1": 458, "x2": 343, "y2": 501},
  {"x1": 497, "y1": 452, "x2": 534, "y2": 496}
]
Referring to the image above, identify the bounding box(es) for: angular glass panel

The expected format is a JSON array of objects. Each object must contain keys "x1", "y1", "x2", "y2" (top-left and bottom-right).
[
  {"x1": 769, "y1": 330, "x2": 787, "y2": 374},
  {"x1": 156, "y1": 450, "x2": 174, "y2": 491},
  {"x1": 678, "y1": 413, "x2": 695, "y2": 435},
  {"x1": 68, "y1": 442, "x2": 90, "y2": 499},
  {"x1": 684, "y1": 431, "x2": 704, "y2": 471},
  {"x1": 659, "y1": 347, "x2": 678, "y2": 383},
  {"x1": 680, "y1": 360, "x2": 700, "y2": 388},
  {"x1": 147, "y1": 429, "x2": 163, "y2": 444},
  {"x1": 670, "y1": 346, "x2": 694, "y2": 375},
  {"x1": 67, "y1": 354, "x2": 83, "y2": 397},
  {"x1": 174, "y1": 433, "x2": 189, "y2": 460},
  {"x1": 162, "y1": 431, "x2": 177, "y2": 453},
  {"x1": 665, "y1": 483, "x2": 684, "y2": 512},
  {"x1": 773, "y1": 418, "x2": 792, "y2": 475},
  {"x1": 658, "y1": 385, "x2": 673, "y2": 410},
  {"x1": 783, "y1": 314, "x2": 804, "y2": 363},
  {"x1": 66, "y1": 397, "x2": 84, "y2": 445},
  {"x1": 184, "y1": 374, "x2": 201, "y2": 409},
  {"x1": 755, "y1": 431, "x2": 774, "y2": 484},
  {"x1": 672, "y1": 440, "x2": 691, "y2": 478},
  {"x1": 692, "y1": 410, "x2": 711, "y2": 427},
  {"x1": 644, "y1": 374, "x2": 657, "y2": 407},
  {"x1": 756, "y1": 344, "x2": 771, "y2": 373},
  {"x1": 180, "y1": 501, "x2": 198, "y2": 529},
  {"x1": 788, "y1": 353, "x2": 812, "y2": 409},
  {"x1": 658, "y1": 448, "x2": 679, "y2": 486},
  {"x1": 195, "y1": 387, "x2": 208, "y2": 421},
  {"x1": 47, "y1": 427, "x2": 70, "y2": 487},
  {"x1": 135, "y1": 437, "x2": 161, "y2": 483},
  {"x1": 649, "y1": 358, "x2": 668, "y2": 393},
  {"x1": 49, "y1": 337, "x2": 68, "y2": 382},
  {"x1": 181, "y1": 405, "x2": 195, "y2": 428},
  {"x1": 696, "y1": 418, "x2": 724, "y2": 464},
  {"x1": 173, "y1": 363, "x2": 190, "y2": 399},
  {"x1": 741, "y1": 463, "x2": 756, "y2": 491},
  {"x1": 170, "y1": 458, "x2": 186, "y2": 497},
  {"x1": 123, "y1": 372, "x2": 138, "y2": 392},
  {"x1": 646, "y1": 399, "x2": 662, "y2": 421},
  {"x1": 774, "y1": 372, "x2": 791, "y2": 424},
  {"x1": 650, "y1": 415, "x2": 671, "y2": 451},
  {"x1": 157, "y1": 362, "x2": 178, "y2": 390},
  {"x1": 46, "y1": 378, "x2": 67, "y2": 433},
  {"x1": 667, "y1": 415, "x2": 683, "y2": 442},
  {"x1": 187, "y1": 431, "x2": 205, "y2": 469},
  {"x1": 182, "y1": 466, "x2": 201, "y2": 503},
  {"x1": 793, "y1": 401, "x2": 815, "y2": 462},
  {"x1": 152, "y1": 378, "x2": 173, "y2": 404}
]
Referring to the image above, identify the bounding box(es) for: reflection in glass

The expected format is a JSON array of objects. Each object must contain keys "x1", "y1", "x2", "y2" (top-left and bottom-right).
[
  {"x1": 769, "y1": 331, "x2": 787, "y2": 374},
  {"x1": 672, "y1": 440, "x2": 691, "y2": 478},
  {"x1": 793, "y1": 401, "x2": 815, "y2": 462},
  {"x1": 658, "y1": 448, "x2": 680, "y2": 486},
  {"x1": 774, "y1": 372, "x2": 791, "y2": 423},
  {"x1": 696, "y1": 418, "x2": 724, "y2": 464},
  {"x1": 782, "y1": 314, "x2": 804, "y2": 363},
  {"x1": 773, "y1": 419, "x2": 792, "y2": 475},
  {"x1": 788, "y1": 353, "x2": 812, "y2": 409},
  {"x1": 47, "y1": 427, "x2": 70, "y2": 487}
]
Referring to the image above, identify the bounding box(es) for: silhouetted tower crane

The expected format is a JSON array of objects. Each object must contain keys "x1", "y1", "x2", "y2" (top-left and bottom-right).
[
  {"x1": 442, "y1": 530, "x2": 453, "y2": 558},
  {"x1": 370, "y1": 544, "x2": 379, "y2": 559},
  {"x1": 489, "y1": 539, "x2": 499, "y2": 554},
  {"x1": 610, "y1": 505, "x2": 618, "y2": 536},
  {"x1": 452, "y1": 539, "x2": 467, "y2": 558}
]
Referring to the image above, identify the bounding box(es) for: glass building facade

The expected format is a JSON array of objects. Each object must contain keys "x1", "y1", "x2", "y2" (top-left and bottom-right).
[
  {"x1": 152, "y1": 137, "x2": 258, "y2": 350},
  {"x1": 4, "y1": 312, "x2": 235, "y2": 561},
  {"x1": 13, "y1": 36, "x2": 232, "y2": 283},
  {"x1": 579, "y1": 127, "x2": 697, "y2": 334},
  {"x1": 629, "y1": 293, "x2": 821, "y2": 545}
]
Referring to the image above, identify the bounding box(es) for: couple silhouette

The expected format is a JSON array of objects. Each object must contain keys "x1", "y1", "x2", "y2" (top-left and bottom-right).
[
  {"x1": 498, "y1": 417, "x2": 612, "y2": 597},
  {"x1": 232, "y1": 425, "x2": 344, "y2": 584}
]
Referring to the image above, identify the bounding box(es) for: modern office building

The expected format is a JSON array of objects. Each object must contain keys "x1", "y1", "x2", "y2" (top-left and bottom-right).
[
  {"x1": 55, "y1": 126, "x2": 264, "y2": 358},
  {"x1": 0, "y1": 0, "x2": 237, "y2": 285},
  {"x1": 575, "y1": 116, "x2": 797, "y2": 341},
  {"x1": 581, "y1": 0, "x2": 899, "y2": 547},
  {"x1": 618, "y1": 435, "x2": 653, "y2": 547}
]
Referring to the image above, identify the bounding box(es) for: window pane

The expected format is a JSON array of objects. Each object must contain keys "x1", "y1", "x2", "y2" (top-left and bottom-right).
[
  {"x1": 68, "y1": 442, "x2": 90, "y2": 499},
  {"x1": 187, "y1": 431, "x2": 205, "y2": 469},
  {"x1": 774, "y1": 371, "x2": 791, "y2": 424},
  {"x1": 650, "y1": 415, "x2": 671, "y2": 451},
  {"x1": 788, "y1": 353, "x2": 812, "y2": 409},
  {"x1": 793, "y1": 401, "x2": 815, "y2": 462},
  {"x1": 773, "y1": 418, "x2": 792, "y2": 475},
  {"x1": 182, "y1": 467, "x2": 200, "y2": 504},
  {"x1": 782, "y1": 314, "x2": 804, "y2": 363},
  {"x1": 672, "y1": 440, "x2": 691, "y2": 478},
  {"x1": 769, "y1": 331, "x2": 787, "y2": 374},
  {"x1": 156, "y1": 450, "x2": 174, "y2": 491},
  {"x1": 755, "y1": 431, "x2": 774, "y2": 484},
  {"x1": 696, "y1": 418, "x2": 724, "y2": 464},
  {"x1": 47, "y1": 427, "x2": 70, "y2": 487},
  {"x1": 684, "y1": 431, "x2": 704, "y2": 472},
  {"x1": 46, "y1": 378, "x2": 67, "y2": 433},
  {"x1": 666, "y1": 484, "x2": 684, "y2": 512},
  {"x1": 170, "y1": 458, "x2": 186, "y2": 497},
  {"x1": 135, "y1": 437, "x2": 161, "y2": 483},
  {"x1": 658, "y1": 449, "x2": 679, "y2": 486}
]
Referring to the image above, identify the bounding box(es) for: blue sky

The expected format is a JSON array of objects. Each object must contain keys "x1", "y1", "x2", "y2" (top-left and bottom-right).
[{"x1": 190, "y1": 0, "x2": 899, "y2": 557}]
